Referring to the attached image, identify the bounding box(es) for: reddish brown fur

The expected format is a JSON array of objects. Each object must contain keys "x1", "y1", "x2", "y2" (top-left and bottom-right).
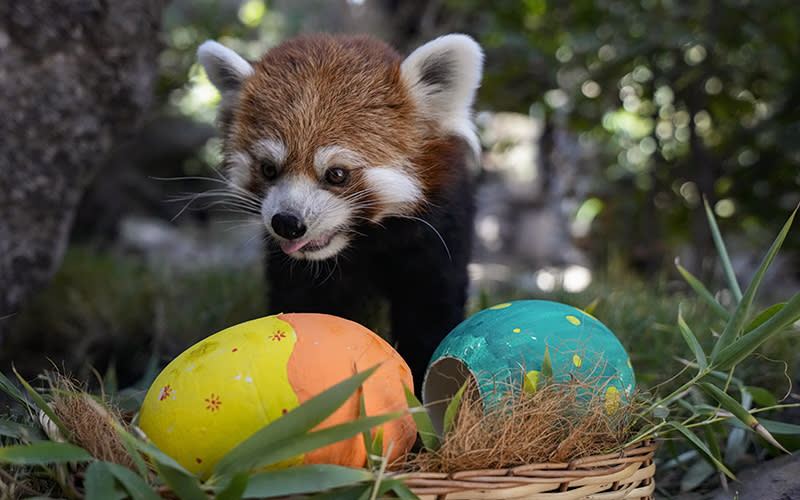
[{"x1": 222, "y1": 34, "x2": 458, "y2": 218}]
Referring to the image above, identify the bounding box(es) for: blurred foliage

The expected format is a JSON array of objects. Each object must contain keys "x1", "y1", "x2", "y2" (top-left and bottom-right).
[{"x1": 445, "y1": 0, "x2": 800, "y2": 267}]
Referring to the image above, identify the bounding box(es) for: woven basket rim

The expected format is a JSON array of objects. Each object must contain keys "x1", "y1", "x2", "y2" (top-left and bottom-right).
[{"x1": 387, "y1": 439, "x2": 657, "y2": 500}]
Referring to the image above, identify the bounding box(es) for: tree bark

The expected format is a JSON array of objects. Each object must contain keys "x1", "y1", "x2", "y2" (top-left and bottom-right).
[{"x1": 0, "y1": 0, "x2": 167, "y2": 339}]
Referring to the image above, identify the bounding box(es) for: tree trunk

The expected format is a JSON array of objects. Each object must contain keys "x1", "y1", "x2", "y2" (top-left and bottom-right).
[{"x1": 0, "y1": 0, "x2": 167, "y2": 339}]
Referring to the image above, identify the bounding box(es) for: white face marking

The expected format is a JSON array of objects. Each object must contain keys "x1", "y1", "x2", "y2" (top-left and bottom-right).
[
  {"x1": 261, "y1": 175, "x2": 353, "y2": 261},
  {"x1": 364, "y1": 166, "x2": 422, "y2": 217},
  {"x1": 252, "y1": 139, "x2": 287, "y2": 166},
  {"x1": 313, "y1": 145, "x2": 367, "y2": 177},
  {"x1": 224, "y1": 150, "x2": 252, "y2": 189}
]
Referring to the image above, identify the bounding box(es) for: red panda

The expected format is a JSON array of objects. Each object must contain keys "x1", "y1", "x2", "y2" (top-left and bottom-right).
[{"x1": 197, "y1": 33, "x2": 483, "y2": 392}]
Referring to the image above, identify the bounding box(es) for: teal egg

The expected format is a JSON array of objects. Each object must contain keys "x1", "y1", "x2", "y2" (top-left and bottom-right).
[{"x1": 422, "y1": 300, "x2": 635, "y2": 435}]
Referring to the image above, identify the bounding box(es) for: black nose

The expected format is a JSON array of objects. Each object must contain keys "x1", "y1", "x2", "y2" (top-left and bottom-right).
[{"x1": 271, "y1": 212, "x2": 307, "y2": 240}]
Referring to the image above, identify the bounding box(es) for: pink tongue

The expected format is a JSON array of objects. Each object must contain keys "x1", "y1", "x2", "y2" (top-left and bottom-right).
[{"x1": 280, "y1": 239, "x2": 311, "y2": 255}]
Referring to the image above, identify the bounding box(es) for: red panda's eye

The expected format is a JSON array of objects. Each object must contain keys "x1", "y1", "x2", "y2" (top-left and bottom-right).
[
  {"x1": 325, "y1": 166, "x2": 350, "y2": 186},
  {"x1": 261, "y1": 161, "x2": 279, "y2": 181}
]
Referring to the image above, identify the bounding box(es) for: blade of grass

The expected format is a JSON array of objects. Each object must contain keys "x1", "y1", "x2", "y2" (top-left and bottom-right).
[
  {"x1": 215, "y1": 412, "x2": 404, "y2": 477},
  {"x1": 0, "y1": 370, "x2": 29, "y2": 408},
  {"x1": 713, "y1": 292, "x2": 800, "y2": 370},
  {"x1": 12, "y1": 367, "x2": 71, "y2": 440},
  {"x1": 710, "y1": 205, "x2": 797, "y2": 361},
  {"x1": 243, "y1": 465, "x2": 373, "y2": 498},
  {"x1": 215, "y1": 472, "x2": 249, "y2": 500},
  {"x1": 665, "y1": 421, "x2": 736, "y2": 480},
  {"x1": 105, "y1": 462, "x2": 162, "y2": 500},
  {"x1": 84, "y1": 462, "x2": 127, "y2": 500},
  {"x1": 703, "y1": 197, "x2": 742, "y2": 302},
  {"x1": 744, "y1": 303, "x2": 786, "y2": 333},
  {"x1": 212, "y1": 365, "x2": 379, "y2": 478},
  {"x1": 442, "y1": 382, "x2": 467, "y2": 436},
  {"x1": 0, "y1": 418, "x2": 45, "y2": 442},
  {"x1": 699, "y1": 382, "x2": 788, "y2": 453},
  {"x1": 675, "y1": 260, "x2": 730, "y2": 321},
  {"x1": 677, "y1": 305, "x2": 708, "y2": 373},
  {"x1": 0, "y1": 441, "x2": 93, "y2": 465},
  {"x1": 404, "y1": 387, "x2": 440, "y2": 450},
  {"x1": 154, "y1": 462, "x2": 208, "y2": 500}
]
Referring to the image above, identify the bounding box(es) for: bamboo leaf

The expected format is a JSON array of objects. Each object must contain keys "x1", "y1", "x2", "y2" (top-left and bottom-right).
[
  {"x1": 404, "y1": 386, "x2": 440, "y2": 451},
  {"x1": 359, "y1": 392, "x2": 383, "y2": 471},
  {"x1": 744, "y1": 303, "x2": 786, "y2": 333},
  {"x1": 389, "y1": 481, "x2": 420, "y2": 500},
  {"x1": 541, "y1": 346, "x2": 553, "y2": 379},
  {"x1": 213, "y1": 365, "x2": 379, "y2": 477},
  {"x1": 218, "y1": 412, "x2": 403, "y2": 477},
  {"x1": 0, "y1": 370, "x2": 29, "y2": 408},
  {"x1": 0, "y1": 418, "x2": 45, "y2": 442},
  {"x1": 665, "y1": 421, "x2": 736, "y2": 480},
  {"x1": 675, "y1": 261, "x2": 730, "y2": 321},
  {"x1": 215, "y1": 473, "x2": 249, "y2": 500},
  {"x1": 443, "y1": 382, "x2": 467, "y2": 436},
  {"x1": 84, "y1": 462, "x2": 127, "y2": 500},
  {"x1": 155, "y1": 463, "x2": 208, "y2": 500},
  {"x1": 243, "y1": 465, "x2": 373, "y2": 498},
  {"x1": 13, "y1": 367, "x2": 71, "y2": 440},
  {"x1": 745, "y1": 386, "x2": 778, "y2": 408},
  {"x1": 0, "y1": 441, "x2": 93, "y2": 465},
  {"x1": 677, "y1": 306, "x2": 708, "y2": 373},
  {"x1": 699, "y1": 383, "x2": 788, "y2": 454},
  {"x1": 710, "y1": 205, "x2": 797, "y2": 361},
  {"x1": 703, "y1": 197, "x2": 742, "y2": 302},
  {"x1": 713, "y1": 292, "x2": 800, "y2": 370},
  {"x1": 305, "y1": 485, "x2": 372, "y2": 500},
  {"x1": 106, "y1": 409, "x2": 150, "y2": 480},
  {"x1": 104, "y1": 461, "x2": 162, "y2": 500}
]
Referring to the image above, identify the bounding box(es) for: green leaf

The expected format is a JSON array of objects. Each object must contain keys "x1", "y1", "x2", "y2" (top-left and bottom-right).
[
  {"x1": 0, "y1": 418, "x2": 45, "y2": 442},
  {"x1": 744, "y1": 303, "x2": 786, "y2": 333},
  {"x1": 0, "y1": 442, "x2": 93, "y2": 465},
  {"x1": 442, "y1": 382, "x2": 467, "y2": 436},
  {"x1": 404, "y1": 386, "x2": 440, "y2": 451},
  {"x1": 243, "y1": 465, "x2": 373, "y2": 498},
  {"x1": 126, "y1": 429, "x2": 194, "y2": 475},
  {"x1": 84, "y1": 462, "x2": 127, "y2": 500},
  {"x1": 104, "y1": 462, "x2": 162, "y2": 500},
  {"x1": 154, "y1": 462, "x2": 208, "y2": 500},
  {"x1": 541, "y1": 346, "x2": 553, "y2": 378},
  {"x1": 745, "y1": 386, "x2": 779, "y2": 408},
  {"x1": 104, "y1": 411, "x2": 150, "y2": 480},
  {"x1": 305, "y1": 485, "x2": 372, "y2": 500},
  {"x1": 699, "y1": 383, "x2": 788, "y2": 453},
  {"x1": 389, "y1": 481, "x2": 419, "y2": 500},
  {"x1": 213, "y1": 365, "x2": 379, "y2": 478},
  {"x1": 665, "y1": 421, "x2": 736, "y2": 480},
  {"x1": 703, "y1": 197, "x2": 742, "y2": 302},
  {"x1": 713, "y1": 291, "x2": 800, "y2": 370},
  {"x1": 754, "y1": 418, "x2": 800, "y2": 436},
  {"x1": 680, "y1": 459, "x2": 715, "y2": 492},
  {"x1": 249, "y1": 412, "x2": 405, "y2": 471},
  {"x1": 215, "y1": 472, "x2": 249, "y2": 500},
  {"x1": 13, "y1": 367, "x2": 71, "y2": 440},
  {"x1": 677, "y1": 306, "x2": 708, "y2": 373},
  {"x1": 0, "y1": 370, "x2": 29, "y2": 408},
  {"x1": 710, "y1": 205, "x2": 797, "y2": 362},
  {"x1": 675, "y1": 261, "x2": 730, "y2": 321},
  {"x1": 359, "y1": 392, "x2": 383, "y2": 470}
]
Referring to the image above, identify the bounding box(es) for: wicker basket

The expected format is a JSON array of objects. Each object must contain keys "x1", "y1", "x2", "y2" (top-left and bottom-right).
[{"x1": 388, "y1": 440, "x2": 656, "y2": 500}]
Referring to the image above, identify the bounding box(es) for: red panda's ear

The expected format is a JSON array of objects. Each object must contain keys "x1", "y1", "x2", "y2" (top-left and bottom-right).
[
  {"x1": 401, "y1": 34, "x2": 484, "y2": 155},
  {"x1": 197, "y1": 41, "x2": 254, "y2": 101}
]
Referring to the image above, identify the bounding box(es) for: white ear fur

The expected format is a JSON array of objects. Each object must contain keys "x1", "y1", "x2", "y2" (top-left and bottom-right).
[
  {"x1": 401, "y1": 34, "x2": 484, "y2": 155},
  {"x1": 197, "y1": 40, "x2": 254, "y2": 97}
]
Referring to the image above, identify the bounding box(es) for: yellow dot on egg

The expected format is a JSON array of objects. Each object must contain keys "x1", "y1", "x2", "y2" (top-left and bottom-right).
[
  {"x1": 605, "y1": 386, "x2": 621, "y2": 415},
  {"x1": 513, "y1": 328, "x2": 521, "y2": 333},
  {"x1": 490, "y1": 303, "x2": 512, "y2": 310},
  {"x1": 566, "y1": 315, "x2": 581, "y2": 326},
  {"x1": 572, "y1": 354, "x2": 582, "y2": 367}
]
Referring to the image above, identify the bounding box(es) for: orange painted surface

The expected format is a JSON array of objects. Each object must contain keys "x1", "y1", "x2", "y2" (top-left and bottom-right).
[{"x1": 281, "y1": 313, "x2": 417, "y2": 467}]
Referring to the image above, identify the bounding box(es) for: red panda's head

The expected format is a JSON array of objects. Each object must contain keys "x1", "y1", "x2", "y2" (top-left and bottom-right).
[{"x1": 198, "y1": 34, "x2": 483, "y2": 260}]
